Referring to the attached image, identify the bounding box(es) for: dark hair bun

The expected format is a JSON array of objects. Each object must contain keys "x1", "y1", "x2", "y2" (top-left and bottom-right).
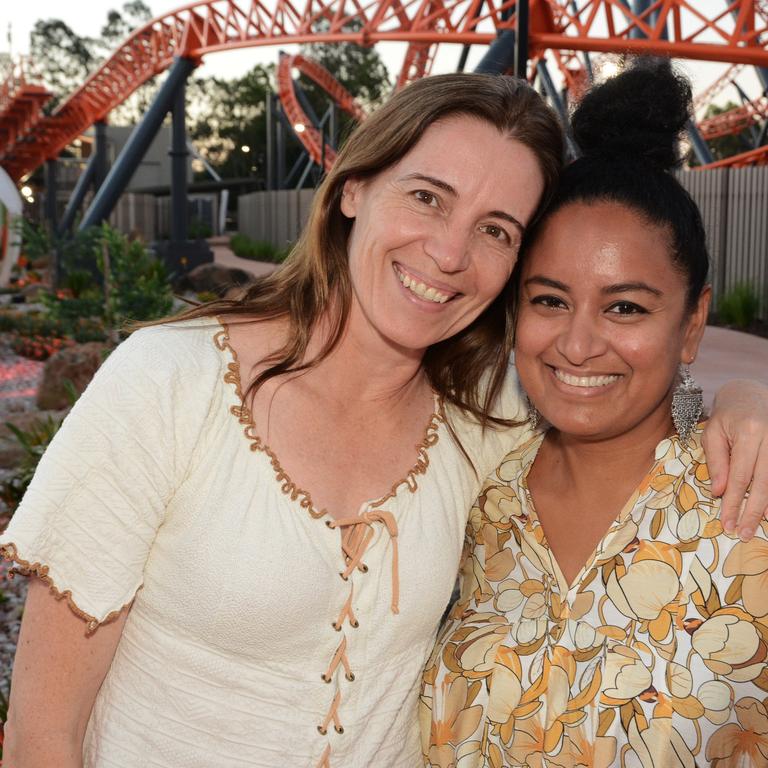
[{"x1": 571, "y1": 57, "x2": 692, "y2": 170}]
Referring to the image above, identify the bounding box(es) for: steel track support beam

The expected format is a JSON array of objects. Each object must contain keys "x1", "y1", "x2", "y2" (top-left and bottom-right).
[
  {"x1": 515, "y1": 0, "x2": 529, "y2": 78},
  {"x1": 688, "y1": 120, "x2": 715, "y2": 165},
  {"x1": 58, "y1": 152, "x2": 98, "y2": 236},
  {"x1": 79, "y1": 56, "x2": 197, "y2": 231},
  {"x1": 475, "y1": 30, "x2": 517, "y2": 74},
  {"x1": 44, "y1": 159, "x2": 58, "y2": 234},
  {"x1": 266, "y1": 90, "x2": 275, "y2": 191},
  {"x1": 536, "y1": 59, "x2": 579, "y2": 158},
  {"x1": 94, "y1": 121, "x2": 109, "y2": 191},
  {"x1": 170, "y1": 75, "x2": 189, "y2": 243}
]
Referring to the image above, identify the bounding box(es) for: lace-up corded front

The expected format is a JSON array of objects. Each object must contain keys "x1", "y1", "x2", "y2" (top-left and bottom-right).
[{"x1": 315, "y1": 510, "x2": 400, "y2": 766}]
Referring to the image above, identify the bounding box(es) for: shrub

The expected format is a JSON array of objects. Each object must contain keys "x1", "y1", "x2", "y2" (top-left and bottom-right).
[
  {"x1": 718, "y1": 282, "x2": 762, "y2": 329},
  {"x1": 230, "y1": 233, "x2": 289, "y2": 264},
  {"x1": 97, "y1": 225, "x2": 174, "y2": 326},
  {"x1": 0, "y1": 411, "x2": 68, "y2": 517},
  {"x1": 11, "y1": 334, "x2": 75, "y2": 361}
]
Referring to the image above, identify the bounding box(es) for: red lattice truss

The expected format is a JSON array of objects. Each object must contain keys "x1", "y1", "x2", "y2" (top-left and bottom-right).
[
  {"x1": 276, "y1": 53, "x2": 366, "y2": 168},
  {"x1": 2, "y1": 0, "x2": 768, "y2": 180}
]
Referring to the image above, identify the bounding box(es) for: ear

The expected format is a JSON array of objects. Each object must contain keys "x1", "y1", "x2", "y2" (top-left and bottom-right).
[
  {"x1": 340, "y1": 177, "x2": 364, "y2": 218},
  {"x1": 681, "y1": 285, "x2": 711, "y2": 365}
]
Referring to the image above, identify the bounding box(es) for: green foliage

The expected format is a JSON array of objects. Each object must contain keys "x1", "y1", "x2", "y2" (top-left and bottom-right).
[
  {"x1": 718, "y1": 282, "x2": 762, "y2": 329},
  {"x1": 30, "y1": 2, "x2": 156, "y2": 124},
  {"x1": 230, "y1": 233, "x2": 289, "y2": 263},
  {"x1": 13, "y1": 218, "x2": 52, "y2": 267},
  {"x1": 187, "y1": 31, "x2": 390, "y2": 185},
  {"x1": 96, "y1": 225, "x2": 174, "y2": 326},
  {"x1": 0, "y1": 388, "x2": 76, "y2": 516},
  {"x1": 189, "y1": 217, "x2": 213, "y2": 240},
  {"x1": 15, "y1": 221, "x2": 173, "y2": 334},
  {"x1": 695, "y1": 101, "x2": 757, "y2": 165},
  {"x1": 0, "y1": 310, "x2": 105, "y2": 343},
  {"x1": 188, "y1": 65, "x2": 273, "y2": 180}
]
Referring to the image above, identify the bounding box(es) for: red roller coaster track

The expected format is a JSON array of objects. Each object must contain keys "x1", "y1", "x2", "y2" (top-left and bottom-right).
[
  {"x1": 1, "y1": 0, "x2": 768, "y2": 180},
  {"x1": 276, "y1": 53, "x2": 366, "y2": 168}
]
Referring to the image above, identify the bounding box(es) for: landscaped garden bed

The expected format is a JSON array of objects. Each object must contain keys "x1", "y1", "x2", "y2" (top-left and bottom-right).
[{"x1": 0, "y1": 222, "x2": 179, "y2": 758}]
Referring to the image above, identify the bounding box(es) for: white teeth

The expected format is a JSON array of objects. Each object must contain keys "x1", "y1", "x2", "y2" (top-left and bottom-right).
[
  {"x1": 554, "y1": 369, "x2": 620, "y2": 388},
  {"x1": 395, "y1": 266, "x2": 452, "y2": 304}
]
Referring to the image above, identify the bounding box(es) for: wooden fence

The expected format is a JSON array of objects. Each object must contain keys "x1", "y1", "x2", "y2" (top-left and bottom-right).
[
  {"x1": 676, "y1": 166, "x2": 768, "y2": 318},
  {"x1": 239, "y1": 167, "x2": 768, "y2": 318}
]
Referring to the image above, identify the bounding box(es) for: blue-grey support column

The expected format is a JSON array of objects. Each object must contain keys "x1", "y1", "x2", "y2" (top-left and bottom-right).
[
  {"x1": 79, "y1": 56, "x2": 197, "y2": 231},
  {"x1": 58, "y1": 152, "x2": 97, "y2": 235},
  {"x1": 44, "y1": 159, "x2": 58, "y2": 233},
  {"x1": 514, "y1": 0, "x2": 529, "y2": 79},
  {"x1": 170, "y1": 74, "x2": 188, "y2": 243}
]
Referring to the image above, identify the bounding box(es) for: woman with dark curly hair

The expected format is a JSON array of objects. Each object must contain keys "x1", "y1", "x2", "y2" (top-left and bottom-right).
[{"x1": 422, "y1": 60, "x2": 768, "y2": 768}]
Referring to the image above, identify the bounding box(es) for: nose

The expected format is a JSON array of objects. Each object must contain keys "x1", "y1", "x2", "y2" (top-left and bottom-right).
[
  {"x1": 555, "y1": 310, "x2": 609, "y2": 366},
  {"x1": 423, "y1": 226, "x2": 470, "y2": 273}
]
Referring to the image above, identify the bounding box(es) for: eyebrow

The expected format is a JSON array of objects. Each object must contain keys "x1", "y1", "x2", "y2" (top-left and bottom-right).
[
  {"x1": 525, "y1": 276, "x2": 663, "y2": 297},
  {"x1": 400, "y1": 173, "x2": 525, "y2": 235}
]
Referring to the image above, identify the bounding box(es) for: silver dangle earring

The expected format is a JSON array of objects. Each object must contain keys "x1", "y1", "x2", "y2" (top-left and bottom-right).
[
  {"x1": 672, "y1": 364, "x2": 703, "y2": 445},
  {"x1": 526, "y1": 396, "x2": 542, "y2": 430}
]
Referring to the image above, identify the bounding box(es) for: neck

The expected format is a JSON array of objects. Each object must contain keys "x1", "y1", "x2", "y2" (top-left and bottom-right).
[
  {"x1": 304, "y1": 298, "x2": 428, "y2": 406},
  {"x1": 544, "y1": 401, "x2": 675, "y2": 489}
]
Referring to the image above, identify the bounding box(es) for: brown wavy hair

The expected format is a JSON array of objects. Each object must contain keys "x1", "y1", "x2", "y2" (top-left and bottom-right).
[{"x1": 174, "y1": 73, "x2": 564, "y2": 425}]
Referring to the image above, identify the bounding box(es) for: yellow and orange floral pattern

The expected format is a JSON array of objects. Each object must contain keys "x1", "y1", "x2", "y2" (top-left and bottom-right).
[{"x1": 421, "y1": 426, "x2": 768, "y2": 767}]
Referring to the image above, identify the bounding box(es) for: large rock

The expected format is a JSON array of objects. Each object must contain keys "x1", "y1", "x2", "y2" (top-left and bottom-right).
[
  {"x1": 36, "y1": 342, "x2": 111, "y2": 411},
  {"x1": 175, "y1": 263, "x2": 253, "y2": 297}
]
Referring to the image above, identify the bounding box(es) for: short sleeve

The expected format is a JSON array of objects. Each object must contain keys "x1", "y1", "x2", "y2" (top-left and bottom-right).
[
  {"x1": 444, "y1": 361, "x2": 534, "y2": 487},
  {"x1": 0, "y1": 323, "x2": 217, "y2": 630}
]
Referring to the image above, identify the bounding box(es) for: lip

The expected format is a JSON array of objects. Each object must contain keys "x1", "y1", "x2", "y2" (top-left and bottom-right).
[
  {"x1": 392, "y1": 262, "x2": 461, "y2": 297},
  {"x1": 546, "y1": 364, "x2": 624, "y2": 395}
]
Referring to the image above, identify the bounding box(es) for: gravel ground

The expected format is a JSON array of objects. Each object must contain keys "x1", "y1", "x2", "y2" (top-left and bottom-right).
[{"x1": 0, "y1": 333, "x2": 45, "y2": 700}]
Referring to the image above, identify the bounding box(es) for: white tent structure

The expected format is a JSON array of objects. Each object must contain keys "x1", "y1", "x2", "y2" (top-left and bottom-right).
[{"x1": 0, "y1": 166, "x2": 22, "y2": 287}]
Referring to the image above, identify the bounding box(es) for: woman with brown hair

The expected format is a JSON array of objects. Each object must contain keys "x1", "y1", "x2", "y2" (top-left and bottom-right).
[{"x1": 1, "y1": 72, "x2": 767, "y2": 768}]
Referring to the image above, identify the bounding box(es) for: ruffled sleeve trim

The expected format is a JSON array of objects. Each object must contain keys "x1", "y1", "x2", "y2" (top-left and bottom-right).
[{"x1": 0, "y1": 542, "x2": 130, "y2": 634}]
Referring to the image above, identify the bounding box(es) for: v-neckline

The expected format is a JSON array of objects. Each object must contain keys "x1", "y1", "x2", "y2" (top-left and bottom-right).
[
  {"x1": 213, "y1": 317, "x2": 446, "y2": 523},
  {"x1": 517, "y1": 432, "x2": 672, "y2": 596}
]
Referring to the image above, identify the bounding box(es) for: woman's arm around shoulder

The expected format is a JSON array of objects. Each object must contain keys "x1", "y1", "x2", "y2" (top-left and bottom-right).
[{"x1": 703, "y1": 379, "x2": 768, "y2": 539}]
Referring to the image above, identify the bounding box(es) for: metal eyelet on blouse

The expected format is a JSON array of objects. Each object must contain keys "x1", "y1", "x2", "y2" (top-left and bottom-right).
[
  {"x1": 331, "y1": 621, "x2": 342, "y2": 631},
  {"x1": 345, "y1": 672, "x2": 355, "y2": 682},
  {"x1": 360, "y1": 563, "x2": 369, "y2": 573},
  {"x1": 350, "y1": 619, "x2": 359, "y2": 628},
  {"x1": 317, "y1": 725, "x2": 328, "y2": 735},
  {"x1": 339, "y1": 572, "x2": 349, "y2": 581},
  {"x1": 335, "y1": 726, "x2": 344, "y2": 734},
  {"x1": 321, "y1": 673, "x2": 331, "y2": 683}
]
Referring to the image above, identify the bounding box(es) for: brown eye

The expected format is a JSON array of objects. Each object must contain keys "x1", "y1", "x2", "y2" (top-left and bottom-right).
[
  {"x1": 479, "y1": 224, "x2": 510, "y2": 244},
  {"x1": 414, "y1": 190, "x2": 438, "y2": 206}
]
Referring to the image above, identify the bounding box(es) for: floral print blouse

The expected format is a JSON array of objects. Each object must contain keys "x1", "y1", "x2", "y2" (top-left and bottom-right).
[{"x1": 421, "y1": 425, "x2": 768, "y2": 768}]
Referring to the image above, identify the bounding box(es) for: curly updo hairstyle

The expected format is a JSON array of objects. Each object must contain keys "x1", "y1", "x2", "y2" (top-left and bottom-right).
[{"x1": 523, "y1": 57, "x2": 709, "y2": 311}]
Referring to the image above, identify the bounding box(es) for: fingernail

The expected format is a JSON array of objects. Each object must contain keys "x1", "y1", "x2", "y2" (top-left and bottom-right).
[
  {"x1": 739, "y1": 527, "x2": 756, "y2": 542},
  {"x1": 723, "y1": 520, "x2": 735, "y2": 535}
]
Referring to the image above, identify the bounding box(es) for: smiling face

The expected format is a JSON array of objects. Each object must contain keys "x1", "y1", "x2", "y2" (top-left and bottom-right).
[
  {"x1": 339, "y1": 115, "x2": 545, "y2": 356},
  {"x1": 515, "y1": 201, "x2": 710, "y2": 442}
]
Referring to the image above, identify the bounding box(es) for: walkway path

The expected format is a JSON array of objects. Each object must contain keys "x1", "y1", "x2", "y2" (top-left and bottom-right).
[{"x1": 693, "y1": 326, "x2": 768, "y2": 408}]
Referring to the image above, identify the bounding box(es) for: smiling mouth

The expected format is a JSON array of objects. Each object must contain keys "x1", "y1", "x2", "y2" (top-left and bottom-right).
[
  {"x1": 393, "y1": 264, "x2": 457, "y2": 304},
  {"x1": 552, "y1": 368, "x2": 622, "y2": 388}
]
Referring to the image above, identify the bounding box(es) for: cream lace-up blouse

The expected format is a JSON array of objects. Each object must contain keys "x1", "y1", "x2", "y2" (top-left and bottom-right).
[{"x1": 0, "y1": 319, "x2": 529, "y2": 768}]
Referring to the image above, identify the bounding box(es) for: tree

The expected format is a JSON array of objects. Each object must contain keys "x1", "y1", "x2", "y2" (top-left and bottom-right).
[
  {"x1": 299, "y1": 20, "x2": 391, "y2": 144},
  {"x1": 700, "y1": 101, "x2": 759, "y2": 163},
  {"x1": 187, "y1": 65, "x2": 274, "y2": 181},
  {"x1": 187, "y1": 27, "x2": 391, "y2": 186},
  {"x1": 30, "y1": 19, "x2": 96, "y2": 112},
  {"x1": 29, "y1": 2, "x2": 156, "y2": 123}
]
